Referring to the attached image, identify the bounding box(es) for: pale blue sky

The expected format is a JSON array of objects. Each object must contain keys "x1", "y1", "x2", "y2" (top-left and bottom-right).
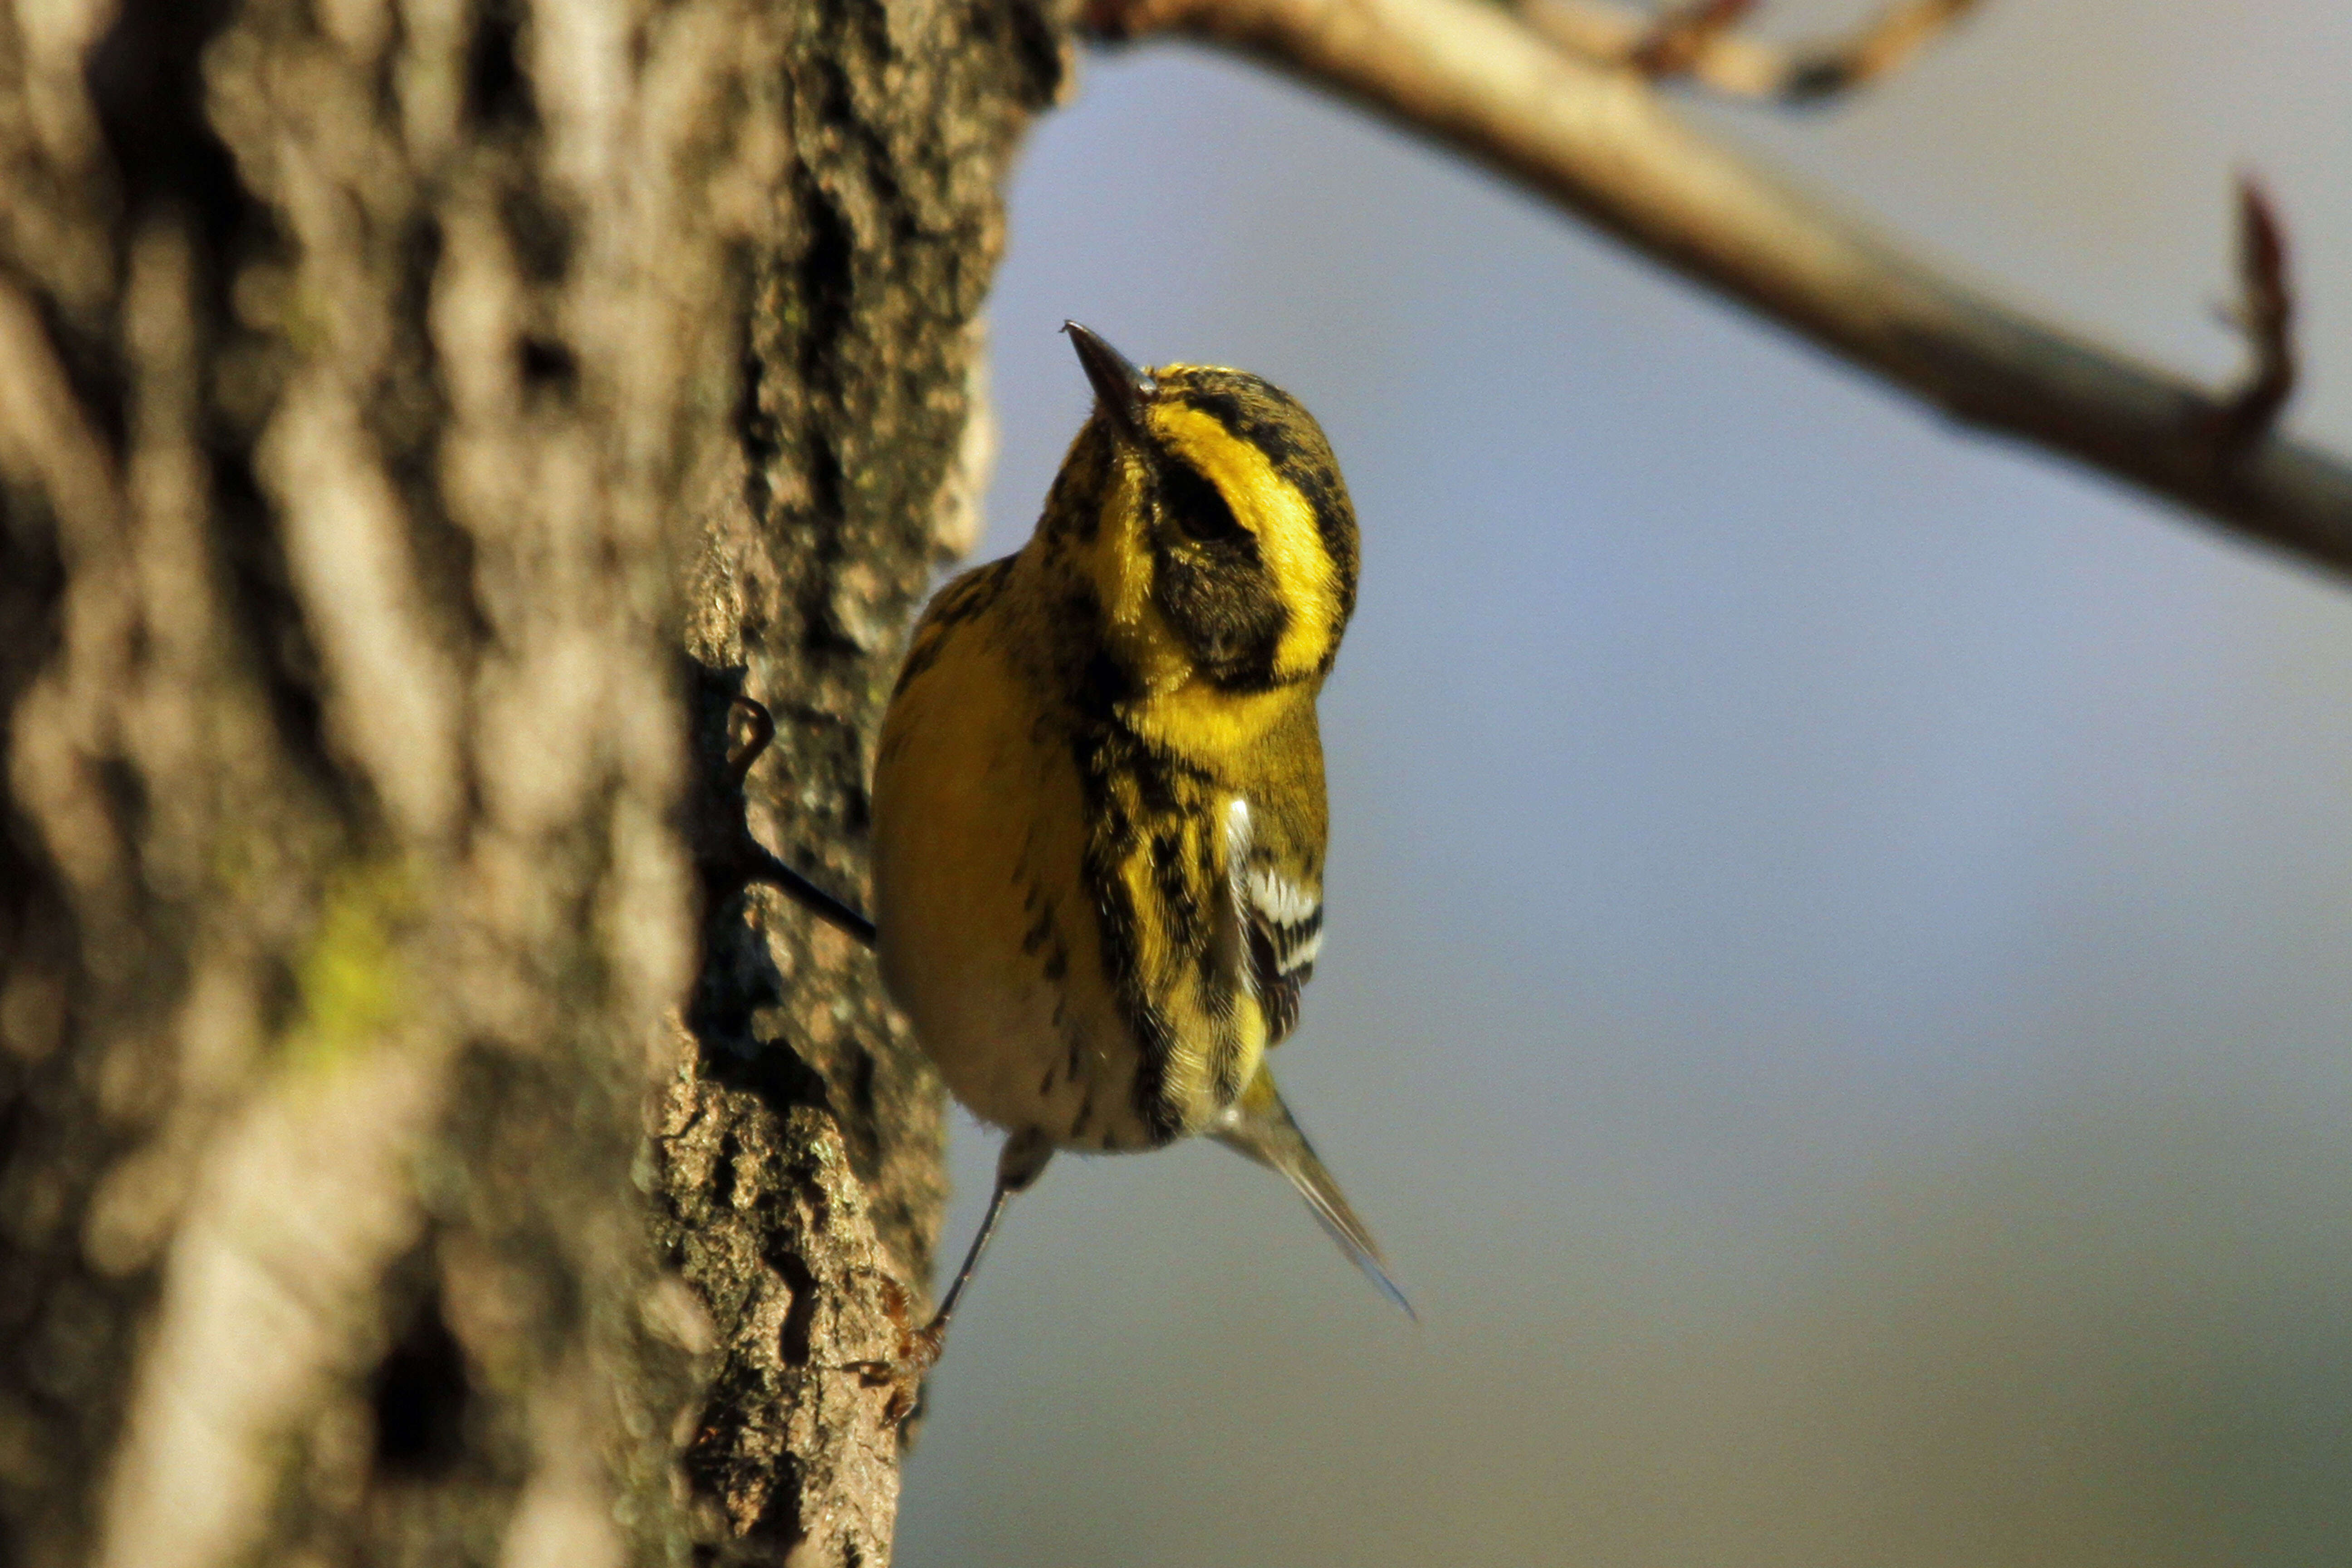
[{"x1": 900, "y1": 7, "x2": 2352, "y2": 1562}]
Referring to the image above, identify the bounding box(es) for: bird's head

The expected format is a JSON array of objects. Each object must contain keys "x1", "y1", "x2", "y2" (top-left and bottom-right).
[{"x1": 1042, "y1": 321, "x2": 1360, "y2": 697}]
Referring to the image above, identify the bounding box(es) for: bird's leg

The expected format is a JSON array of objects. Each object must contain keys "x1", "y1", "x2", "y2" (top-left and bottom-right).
[
  {"x1": 717, "y1": 694, "x2": 880, "y2": 947},
  {"x1": 863, "y1": 1130, "x2": 1053, "y2": 1425},
  {"x1": 910, "y1": 1128, "x2": 1054, "y2": 1365}
]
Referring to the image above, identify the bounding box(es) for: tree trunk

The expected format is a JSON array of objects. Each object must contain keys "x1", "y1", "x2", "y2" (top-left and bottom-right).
[{"x1": 0, "y1": 0, "x2": 1061, "y2": 1563}]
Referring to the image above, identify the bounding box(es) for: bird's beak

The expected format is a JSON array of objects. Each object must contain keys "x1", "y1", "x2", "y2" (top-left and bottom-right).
[{"x1": 1063, "y1": 321, "x2": 1156, "y2": 439}]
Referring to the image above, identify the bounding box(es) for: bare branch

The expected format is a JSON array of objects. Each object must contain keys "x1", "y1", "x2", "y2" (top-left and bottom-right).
[
  {"x1": 1085, "y1": 0, "x2": 2352, "y2": 580},
  {"x1": 1524, "y1": 0, "x2": 1980, "y2": 103},
  {"x1": 2211, "y1": 176, "x2": 2297, "y2": 452}
]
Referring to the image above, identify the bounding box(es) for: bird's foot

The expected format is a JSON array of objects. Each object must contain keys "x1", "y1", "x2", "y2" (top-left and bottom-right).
[{"x1": 845, "y1": 1279, "x2": 948, "y2": 1427}]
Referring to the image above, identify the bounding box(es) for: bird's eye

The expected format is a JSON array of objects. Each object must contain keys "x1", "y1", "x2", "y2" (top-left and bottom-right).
[{"x1": 1161, "y1": 461, "x2": 1244, "y2": 544}]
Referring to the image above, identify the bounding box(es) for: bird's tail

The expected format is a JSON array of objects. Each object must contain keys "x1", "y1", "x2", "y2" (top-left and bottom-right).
[{"x1": 1211, "y1": 1066, "x2": 1415, "y2": 1318}]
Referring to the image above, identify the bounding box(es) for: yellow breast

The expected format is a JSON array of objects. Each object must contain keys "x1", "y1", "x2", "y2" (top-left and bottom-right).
[{"x1": 871, "y1": 562, "x2": 1155, "y2": 1150}]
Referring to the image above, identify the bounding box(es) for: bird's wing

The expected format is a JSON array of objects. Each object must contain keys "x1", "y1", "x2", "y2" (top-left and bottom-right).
[
  {"x1": 1242, "y1": 857, "x2": 1323, "y2": 1045},
  {"x1": 1219, "y1": 791, "x2": 1324, "y2": 1046},
  {"x1": 1222, "y1": 704, "x2": 1330, "y2": 1047}
]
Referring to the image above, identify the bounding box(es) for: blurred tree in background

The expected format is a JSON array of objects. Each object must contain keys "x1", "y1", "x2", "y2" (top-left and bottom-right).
[{"x1": 0, "y1": 0, "x2": 1055, "y2": 1561}]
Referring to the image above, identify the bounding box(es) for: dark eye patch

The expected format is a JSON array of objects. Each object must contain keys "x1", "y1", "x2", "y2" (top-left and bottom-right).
[{"x1": 1160, "y1": 460, "x2": 1244, "y2": 544}]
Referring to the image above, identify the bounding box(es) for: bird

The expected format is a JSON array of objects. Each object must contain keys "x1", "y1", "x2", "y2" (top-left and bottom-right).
[{"x1": 865, "y1": 320, "x2": 1408, "y2": 1362}]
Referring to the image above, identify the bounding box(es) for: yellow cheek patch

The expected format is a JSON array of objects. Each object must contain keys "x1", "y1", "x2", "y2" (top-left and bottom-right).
[
  {"x1": 1149, "y1": 403, "x2": 1338, "y2": 681},
  {"x1": 1081, "y1": 451, "x2": 1188, "y2": 691},
  {"x1": 1076, "y1": 451, "x2": 1147, "y2": 623}
]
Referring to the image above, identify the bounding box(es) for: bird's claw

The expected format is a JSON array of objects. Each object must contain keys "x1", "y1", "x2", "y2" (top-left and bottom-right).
[{"x1": 845, "y1": 1280, "x2": 947, "y2": 1427}]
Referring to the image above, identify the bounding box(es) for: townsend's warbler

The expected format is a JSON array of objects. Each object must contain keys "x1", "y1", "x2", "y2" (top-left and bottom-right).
[{"x1": 870, "y1": 322, "x2": 1406, "y2": 1353}]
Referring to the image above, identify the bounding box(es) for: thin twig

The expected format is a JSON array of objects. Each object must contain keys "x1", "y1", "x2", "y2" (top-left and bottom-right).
[
  {"x1": 2211, "y1": 176, "x2": 2296, "y2": 453},
  {"x1": 1782, "y1": 0, "x2": 1981, "y2": 103},
  {"x1": 1628, "y1": 0, "x2": 1754, "y2": 80},
  {"x1": 1526, "y1": 0, "x2": 1980, "y2": 103},
  {"x1": 1084, "y1": 0, "x2": 2352, "y2": 578}
]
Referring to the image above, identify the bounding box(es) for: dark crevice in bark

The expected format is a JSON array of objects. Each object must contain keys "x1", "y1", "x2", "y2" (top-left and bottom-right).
[
  {"x1": 518, "y1": 336, "x2": 578, "y2": 399},
  {"x1": 87, "y1": 0, "x2": 350, "y2": 813},
  {"x1": 0, "y1": 475, "x2": 66, "y2": 726},
  {"x1": 209, "y1": 445, "x2": 343, "y2": 802},
  {"x1": 498, "y1": 186, "x2": 574, "y2": 286},
  {"x1": 383, "y1": 211, "x2": 495, "y2": 669},
  {"x1": 17, "y1": 276, "x2": 127, "y2": 460},
  {"x1": 780, "y1": 175, "x2": 861, "y2": 660},
  {"x1": 463, "y1": 0, "x2": 537, "y2": 135},
  {"x1": 370, "y1": 1275, "x2": 473, "y2": 1480},
  {"x1": 777, "y1": 1251, "x2": 819, "y2": 1366},
  {"x1": 733, "y1": 326, "x2": 780, "y2": 554},
  {"x1": 87, "y1": 0, "x2": 241, "y2": 240}
]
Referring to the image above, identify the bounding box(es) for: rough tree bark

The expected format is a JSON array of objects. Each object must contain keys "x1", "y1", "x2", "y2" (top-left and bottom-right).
[{"x1": 0, "y1": 2, "x2": 1059, "y2": 1566}]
